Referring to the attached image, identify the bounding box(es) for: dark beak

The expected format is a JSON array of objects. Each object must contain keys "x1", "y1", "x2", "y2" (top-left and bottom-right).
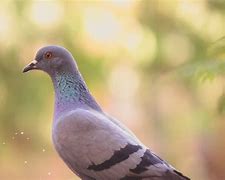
[{"x1": 23, "y1": 60, "x2": 38, "y2": 73}]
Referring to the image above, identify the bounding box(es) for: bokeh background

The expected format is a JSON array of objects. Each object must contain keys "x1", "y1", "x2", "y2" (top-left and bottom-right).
[{"x1": 1, "y1": 0, "x2": 225, "y2": 179}]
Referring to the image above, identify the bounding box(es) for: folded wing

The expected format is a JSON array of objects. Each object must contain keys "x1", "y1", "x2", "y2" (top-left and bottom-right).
[{"x1": 53, "y1": 109, "x2": 190, "y2": 180}]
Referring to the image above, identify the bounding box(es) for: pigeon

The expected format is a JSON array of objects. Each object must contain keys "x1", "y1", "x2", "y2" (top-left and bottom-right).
[{"x1": 23, "y1": 45, "x2": 190, "y2": 180}]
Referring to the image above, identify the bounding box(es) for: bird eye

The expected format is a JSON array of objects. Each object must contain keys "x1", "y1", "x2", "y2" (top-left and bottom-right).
[{"x1": 45, "y1": 52, "x2": 52, "y2": 59}]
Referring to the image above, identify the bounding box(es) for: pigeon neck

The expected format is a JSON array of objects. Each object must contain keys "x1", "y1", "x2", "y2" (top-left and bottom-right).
[{"x1": 51, "y1": 69, "x2": 102, "y2": 119}]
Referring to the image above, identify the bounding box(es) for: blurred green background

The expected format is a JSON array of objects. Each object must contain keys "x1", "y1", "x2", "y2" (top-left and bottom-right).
[{"x1": 1, "y1": 0, "x2": 225, "y2": 179}]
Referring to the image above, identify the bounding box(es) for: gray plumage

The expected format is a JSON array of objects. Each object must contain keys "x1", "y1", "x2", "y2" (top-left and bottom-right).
[{"x1": 23, "y1": 45, "x2": 190, "y2": 180}]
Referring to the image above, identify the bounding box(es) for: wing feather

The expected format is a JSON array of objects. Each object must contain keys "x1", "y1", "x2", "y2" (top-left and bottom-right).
[{"x1": 53, "y1": 109, "x2": 190, "y2": 180}]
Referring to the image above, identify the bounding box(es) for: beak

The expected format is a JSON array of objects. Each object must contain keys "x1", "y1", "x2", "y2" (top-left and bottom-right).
[{"x1": 23, "y1": 60, "x2": 38, "y2": 73}]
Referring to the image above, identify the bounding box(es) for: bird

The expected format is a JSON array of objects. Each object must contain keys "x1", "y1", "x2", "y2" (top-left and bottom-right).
[{"x1": 23, "y1": 45, "x2": 190, "y2": 180}]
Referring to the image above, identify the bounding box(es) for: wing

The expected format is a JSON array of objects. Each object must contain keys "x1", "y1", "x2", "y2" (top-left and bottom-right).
[
  {"x1": 104, "y1": 112, "x2": 144, "y2": 145},
  {"x1": 53, "y1": 109, "x2": 190, "y2": 180}
]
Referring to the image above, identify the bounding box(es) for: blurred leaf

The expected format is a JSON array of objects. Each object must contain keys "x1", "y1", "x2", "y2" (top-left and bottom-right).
[
  {"x1": 208, "y1": 36, "x2": 225, "y2": 59},
  {"x1": 218, "y1": 92, "x2": 225, "y2": 114},
  {"x1": 178, "y1": 60, "x2": 225, "y2": 82}
]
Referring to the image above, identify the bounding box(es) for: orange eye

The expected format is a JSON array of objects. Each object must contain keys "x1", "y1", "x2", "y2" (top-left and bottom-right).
[{"x1": 45, "y1": 52, "x2": 52, "y2": 59}]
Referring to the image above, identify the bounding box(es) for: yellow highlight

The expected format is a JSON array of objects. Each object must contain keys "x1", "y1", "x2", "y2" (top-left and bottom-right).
[{"x1": 30, "y1": 1, "x2": 63, "y2": 28}]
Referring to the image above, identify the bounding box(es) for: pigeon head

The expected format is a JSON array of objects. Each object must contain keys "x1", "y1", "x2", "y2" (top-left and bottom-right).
[
  {"x1": 23, "y1": 45, "x2": 102, "y2": 115},
  {"x1": 23, "y1": 45, "x2": 77, "y2": 75}
]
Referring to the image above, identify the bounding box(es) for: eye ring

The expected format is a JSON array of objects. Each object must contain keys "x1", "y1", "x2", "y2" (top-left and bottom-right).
[{"x1": 45, "y1": 52, "x2": 52, "y2": 59}]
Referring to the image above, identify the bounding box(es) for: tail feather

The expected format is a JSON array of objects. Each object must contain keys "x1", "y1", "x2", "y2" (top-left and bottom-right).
[{"x1": 173, "y1": 170, "x2": 191, "y2": 180}]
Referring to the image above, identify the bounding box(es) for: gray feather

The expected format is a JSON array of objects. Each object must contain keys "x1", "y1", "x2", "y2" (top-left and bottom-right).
[{"x1": 24, "y1": 45, "x2": 190, "y2": 180}]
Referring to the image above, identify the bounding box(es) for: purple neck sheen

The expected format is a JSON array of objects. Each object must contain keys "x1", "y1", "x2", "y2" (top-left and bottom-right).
[{"x1": 50, "y1": 67, "x2": 102, "y2": 120}]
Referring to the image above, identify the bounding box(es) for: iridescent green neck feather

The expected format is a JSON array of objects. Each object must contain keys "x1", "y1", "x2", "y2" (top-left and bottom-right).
[{"x1": 51, "y1": 69, "x2": 102, "y2": 119}]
